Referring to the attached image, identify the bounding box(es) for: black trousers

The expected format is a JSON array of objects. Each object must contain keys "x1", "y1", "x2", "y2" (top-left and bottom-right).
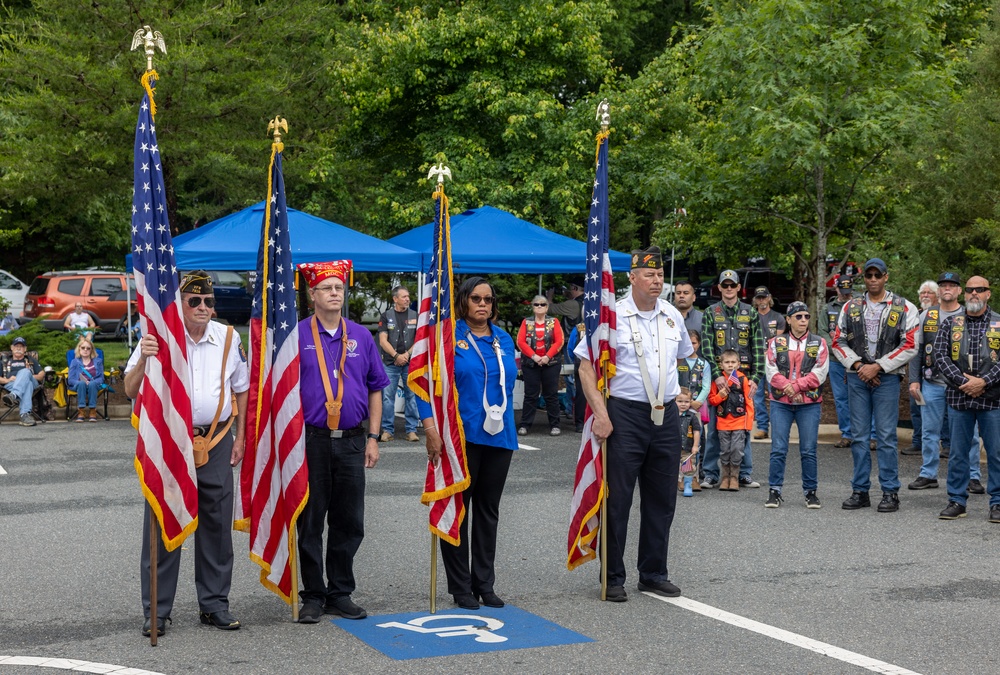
[
  {"x1": 604, "y1": 397, "x2": 681, "y2": 588},
  {"x1": 520, "y1": 362, "x2": 561, "y2": 429},
  {"x1": 141, "y1": 432, "x2": 235, "y2": 618},
  {"x1": 440, "y1": 441, "x2": 513, "y2": 596},
  {"x1": 297, "y1": 429, "x2": 366, "y2": 604},
  {"x1": 573, "y1": 361, "x2": 586, "y2": 427}
]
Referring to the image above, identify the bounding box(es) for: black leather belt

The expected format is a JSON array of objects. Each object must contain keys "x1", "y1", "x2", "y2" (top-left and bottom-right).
[
  {"x1": 193, "y1": 421, "x2": 229, "y2": 437},
  {"x1": 609, "y1": 396, "x2": 674, "y2": 410},
  {"x1": 306, "y1": 424, "x2": 365, "y2": 438}
]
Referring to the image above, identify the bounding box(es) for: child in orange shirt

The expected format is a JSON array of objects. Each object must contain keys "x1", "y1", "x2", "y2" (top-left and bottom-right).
[{"x1": 708, "y1": 349, "x2": 755, "y2": 491}]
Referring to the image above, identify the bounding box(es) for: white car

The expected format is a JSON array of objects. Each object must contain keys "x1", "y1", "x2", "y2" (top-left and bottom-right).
[{"x1": 0, "y1": 269, "x2": 28, "y2": 321}]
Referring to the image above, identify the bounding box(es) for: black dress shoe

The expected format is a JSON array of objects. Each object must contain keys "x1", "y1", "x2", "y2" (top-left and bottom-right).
[
  {"x1": 325, "y1": 596, "x2": 367, "y2": 620},
  {"x1": 298, "y1": 602, "x2": 324, "y2": 624},
  {"x1": 478, "y1": 591, "x2": 505, "y2": 608},
  {"x1": 877, "y1": 492, "x2": 900, "y2": 513},
  {"x1": 199, "y1": 609, "x2": 241, "y2": 630},
  {"x1": 842, "y1": 491, "x2": 871, "y2": 510},
  {"x1": 968, "y1": 479, "x2": 986, "y2": 494},
  {"x1": 605, "y1": 585, "x2": 628, "y2": 602},
  {"x1": 141, "y1": 616, "x2": 168, "y2": 637},
  {"x1": 454, "y1": 593, "x2": 480, "y2": 610},
  {"x1": 637, "y1": 579, "x2": 681, "y2": 598}
]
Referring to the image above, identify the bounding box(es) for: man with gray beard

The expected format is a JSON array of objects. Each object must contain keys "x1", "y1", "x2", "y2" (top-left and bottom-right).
[{"x1": 933, "y1": 276, "x2": 1000, "y2": 522}]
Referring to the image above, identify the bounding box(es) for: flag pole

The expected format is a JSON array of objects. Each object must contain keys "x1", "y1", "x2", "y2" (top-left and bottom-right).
[
  {"x1": 290, "y1": 528, "x2": 300, "y2": 622},
  {"x1": 149, "y1": 515, "x2": 158, "y2": 646},
  {"x1": 597, "y1": 102, "x2": 610, "y2": 603},
  {"x1": 131, "y1": 23, "x2": 168, "y2": 648}
]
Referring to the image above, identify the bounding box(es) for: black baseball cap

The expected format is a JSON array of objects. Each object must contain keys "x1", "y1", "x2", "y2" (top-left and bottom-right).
[
  {"x1": 837, "y1": 275, "x2": 854, "y2": 291},
  {"x1": 754, "y1": 286, "x2": 770, "y2": 297},
  {"x1": 11, "y1": 337, "x2": 26, "y2": 346},
  {"x1": 938, "y1": 271, "x2": 961, "y2": 285}
]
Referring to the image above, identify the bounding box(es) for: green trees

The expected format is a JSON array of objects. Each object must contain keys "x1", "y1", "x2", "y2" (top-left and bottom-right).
[{"x1": 656, "y1": 0, "x2": 951, "y2": 312}]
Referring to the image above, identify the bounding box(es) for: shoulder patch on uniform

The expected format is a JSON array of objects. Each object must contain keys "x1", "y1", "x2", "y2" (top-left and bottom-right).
[{"x1": 239, "y1": 343, "x2": 247, "y2": 363}]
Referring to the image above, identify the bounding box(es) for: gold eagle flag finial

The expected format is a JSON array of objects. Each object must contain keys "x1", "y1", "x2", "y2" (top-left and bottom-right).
[
  {"x1": 267, "y1": 116, "x2": 289, "y2": 147},
  {"x1": 427, "y1": 163, "x2": 452, "y2": 185},
  {"x1": 130, "y1": 25, "x2": 166, "y2": 72}
]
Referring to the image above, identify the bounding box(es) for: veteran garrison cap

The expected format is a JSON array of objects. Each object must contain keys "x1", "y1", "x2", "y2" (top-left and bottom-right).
[
  {"x1": 179, "y1": 270, "x2": 213, "y2": 295},
  {"x1": 631, "y1": 246, "x2": 663, "y2": 270}
]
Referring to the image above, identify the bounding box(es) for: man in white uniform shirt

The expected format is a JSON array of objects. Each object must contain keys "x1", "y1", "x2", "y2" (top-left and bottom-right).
[
  {"x1": 576, "y1": 246, "x2": 694, "y2": 602},
  {"x1": 125, "y1": 270, "x2": 249, "y2": 637}
]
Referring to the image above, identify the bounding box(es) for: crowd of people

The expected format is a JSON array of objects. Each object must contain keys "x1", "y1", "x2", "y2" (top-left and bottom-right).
[{"x1": 113, "y1": 253, "x2": 999, "y2": 636}]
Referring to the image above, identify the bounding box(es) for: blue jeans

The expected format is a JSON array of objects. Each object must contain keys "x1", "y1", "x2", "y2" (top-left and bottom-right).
[
  {"x1": 75, "y1": 380, "x2": 100, "y2": 408},
  {"x1": 847, "y1": 372, "x2": 901, "y2": 493},
  {"x1": 917, "y1": 383, "x2": 979, "y2": 480},
  {"x1": 946, "y1": 407, "x2": 1000, "y2": 507},
  {"x1": 941, "y1": 406, "x2": 951, "y2": 447},
  {"x1": 754, "y1": 384, "x2": 769, "y2": 433},
  {"x1": 768, "y1": 401, "x2": 820, "y2": 493},
  {"x1": 703, "y1": 406, "x2": 753, "y2": 482},
  {"x1": 380, "y1": 363, "x2": 418, "y2": 435},
  {"x1": 828, "y1": 359, "x2": 851, "y2": 438},
  {"x1": 910, "y1": 396, "x2": 922, "y2": 448},
  {"x1": 4, "y1": 369, "x2": 39, "y2": 415}
]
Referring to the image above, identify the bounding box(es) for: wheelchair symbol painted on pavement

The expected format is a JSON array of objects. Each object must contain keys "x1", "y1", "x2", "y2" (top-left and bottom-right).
[{"x1": 377, "y1": 614, "x2": 508, "y2": 644}]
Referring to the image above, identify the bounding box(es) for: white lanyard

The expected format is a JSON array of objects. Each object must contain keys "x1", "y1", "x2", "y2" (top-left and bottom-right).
[
  {"x1": 467, "y1": 329, "x2": 507, "y2": 435},
  {"x1": 628, "y1": 311, "x2": 669, "y2": 425}
]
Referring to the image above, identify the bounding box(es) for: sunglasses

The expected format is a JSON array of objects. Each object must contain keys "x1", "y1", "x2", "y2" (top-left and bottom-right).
[
  {"x1": 965, "y1": 286, "x2": 990, "y2": 294},
  {"x1": 186, "y1": 296, "x2": 216, "y2": 308},
  {"x1": 791, "y1": 313, "x2": 810, "y2": 320},
  {"x1": 864, "y1": 272, "x2": 884, "y2": 279},
  {"x1": 532, "y1": 303, "x2": 548, "y2": 307},
  {"x1": 470, "y1": 295, "x2": 495, "y2": 305},
  {"x1": 79, "y1": 346, "x2": 92, "y2": 351},
  {"x1": 720, "y1": 282, "x2": 737, "y2": 289}
]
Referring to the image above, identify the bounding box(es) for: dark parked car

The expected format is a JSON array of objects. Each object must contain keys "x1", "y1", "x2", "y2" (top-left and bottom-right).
[
  {"x1": 707, "y1": 267, "x2": 796, "y2": 312},
  {"x1": 189, "y1": 270, "x2": 253, "y2": 325}
]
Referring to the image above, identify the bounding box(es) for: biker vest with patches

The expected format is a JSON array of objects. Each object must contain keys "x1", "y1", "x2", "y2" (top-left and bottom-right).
[
  {"x1": 679, "y1": 411, "x2": 696, "y2": 453},
  {"x1": 678, "y1": 358, "x2": 707, "y2": 396},
  {"x1": 771, "y1": 332, "x2": 822, "y2": 401},
  {"x1": 716, "y1": 373, "x2": 748, "y2": 419},
  {"x1": 710, "y1": 301, "x2": 754, "y2": 370},
  {"x1": 920, "y1": 308, "x2": 941, "y2": 378},
  {"x1": 949, "y1": 311, "x2": 1000, "y2": 400},
  {"x1": 844, "y1": 295, "x2": 906, "y2": 362}
]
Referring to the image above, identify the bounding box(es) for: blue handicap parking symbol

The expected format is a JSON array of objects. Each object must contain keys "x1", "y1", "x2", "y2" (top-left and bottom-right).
[{"x1": 332, "y1": 605, "x2": 592, "y2": 660}]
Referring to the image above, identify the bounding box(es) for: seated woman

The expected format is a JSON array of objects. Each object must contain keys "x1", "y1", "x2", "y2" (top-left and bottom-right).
[
  {"x1": 64, "y1": 303, "x2": 97, "y2": 341},
  {"x1": 68, "y1": 339, "x2": 103, "y2": 422}
]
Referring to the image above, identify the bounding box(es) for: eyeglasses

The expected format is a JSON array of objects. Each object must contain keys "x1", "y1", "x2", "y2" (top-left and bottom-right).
[
  {"x1": 965, "y1": 286, "x2": 990, "y2": 294},
  {"x1": 313, "y1": 285, "x2": 340, "y2": 294},
  {"x1": 791, "y1": 313, "x2": 810, "y2": 320},
  {"x1": 720, "y1": 282, "x2": 737, "y2": 289},
  {"x1": 185, "y1": 296, "x2": 216, "y2": 308},
  {"x1": 532, "y1": 303, "x2": 548, "y2": 307},
  {"x1": 864, "y1": 272, "x2": 884, "y2": 279},
  {"x1": 470, "y1": 295, "x2": 495, "y2": 305},
  {"x1": 79, "y1": 346, "x2": 92, "y2": 351}
]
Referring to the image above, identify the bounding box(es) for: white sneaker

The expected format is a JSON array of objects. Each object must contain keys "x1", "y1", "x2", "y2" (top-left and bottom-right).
[
  {"x1": 517, "y1": 427, "x2": 528, "y2": 436},
  {"x1": 550, "y1": 427, "x2": 561, "y2": 436}
]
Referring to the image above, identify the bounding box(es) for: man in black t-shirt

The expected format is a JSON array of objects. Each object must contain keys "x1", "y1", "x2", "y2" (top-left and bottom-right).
[{"x1": 377, "y1": 286, "x2": 420, "y2": 442}]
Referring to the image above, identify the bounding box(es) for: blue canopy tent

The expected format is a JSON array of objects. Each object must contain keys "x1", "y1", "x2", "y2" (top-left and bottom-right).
[
  {"x1": 387, "y1": 205, "x2": 632, "y2": 273},
  {"x1": 125, "y1": 201, "x2": 422, "y2": 272}
]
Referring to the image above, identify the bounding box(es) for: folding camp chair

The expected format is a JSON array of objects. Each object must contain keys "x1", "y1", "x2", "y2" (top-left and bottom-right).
[
  {"x1": 0, "y1": 350, "x2": 49, "y2": 424},
  {"x1": 63, "y1": 348, "x2": 115, "y2": 421}
]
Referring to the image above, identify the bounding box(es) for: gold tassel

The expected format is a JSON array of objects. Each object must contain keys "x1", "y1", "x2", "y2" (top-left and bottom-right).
[{"x1": 140, "y1": 69, "x2": 159, "y2": 118}]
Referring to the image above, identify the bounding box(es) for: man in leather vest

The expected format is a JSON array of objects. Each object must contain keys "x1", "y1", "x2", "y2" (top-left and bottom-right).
[
  {"x1": 818, "y1": 275, "x2": 855, "y2": 447},
  {"x1": 932, "y1": 276, "x2": 1000, "y2": 522},
  {"x1": 832, "y1": 258, "x2": 918, "y2": 513},
  {"x1": 377, "y1": 285, "x2": 420, "y2": 442},
  {"x1": 700, "y1": 269, "x2": 766, "y2": 489}
]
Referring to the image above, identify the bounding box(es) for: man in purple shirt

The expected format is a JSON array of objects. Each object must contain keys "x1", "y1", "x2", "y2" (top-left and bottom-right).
[{"x1": 295, "y1": 261, "x2": 389, "y2": 624}]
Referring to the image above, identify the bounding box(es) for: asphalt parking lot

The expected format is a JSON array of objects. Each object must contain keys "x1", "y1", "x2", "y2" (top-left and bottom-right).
[{"x1": 1, "y1": 420, "x2": 997, "y2": 674}]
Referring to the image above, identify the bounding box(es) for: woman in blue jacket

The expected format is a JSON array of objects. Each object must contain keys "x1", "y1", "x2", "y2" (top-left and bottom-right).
[{"x1": 68, "y1": 339, "x2": 103, "y2": 422}]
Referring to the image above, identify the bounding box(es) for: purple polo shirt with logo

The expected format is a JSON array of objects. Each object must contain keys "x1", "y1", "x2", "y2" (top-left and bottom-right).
[{"x1": 298, "y1": 316, "x2": 389, "y2": 429}]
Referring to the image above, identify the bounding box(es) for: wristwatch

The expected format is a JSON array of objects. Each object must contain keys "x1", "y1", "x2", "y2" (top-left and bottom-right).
[{"x1": 367, "y1": 433, "x2": 379, "y2": 441}]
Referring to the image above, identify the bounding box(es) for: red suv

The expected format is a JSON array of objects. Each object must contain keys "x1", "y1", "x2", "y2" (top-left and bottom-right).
[{"x1": 22, "y1": 270, "x2": 136, "y2": 334}]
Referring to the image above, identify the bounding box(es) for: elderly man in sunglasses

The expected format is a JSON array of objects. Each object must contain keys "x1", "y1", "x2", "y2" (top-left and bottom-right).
[
  {"x1": 832, "y1": 258, "x2": 918, "y2": 513},
  {"x1": 125, "y1": 270, "x2": 250, "y2": 637},
  {"x1": 932, "y1": 276, "x2": 1000, "y2": 523}
]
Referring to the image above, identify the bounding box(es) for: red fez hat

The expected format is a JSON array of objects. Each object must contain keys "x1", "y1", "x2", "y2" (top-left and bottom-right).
[{"x1": 298, "y1": 261, "x2": 352, "y2": 288}]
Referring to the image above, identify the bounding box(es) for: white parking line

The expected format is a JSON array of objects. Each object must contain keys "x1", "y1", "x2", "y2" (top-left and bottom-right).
[
  {"x1": 0, "y1": 463, "x2": 6, "y2": 475},
  {"x1": 0, "y1": 655, "x2": 164, "y2": 674},
  {"x1": 644, "y1": 594, "x2": 922, "y2": 675}
]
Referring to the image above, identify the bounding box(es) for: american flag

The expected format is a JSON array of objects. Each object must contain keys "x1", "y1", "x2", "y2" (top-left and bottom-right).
[
  {"x1": 408, "y1": 185, "x2": 469, "y2": 545},
  {"x1": 234, "y1": 145, "x2": 308, "y2": 603},
  {"x1": 567, "y1": 129, "x2": 617, "y2": 570},
  {"x1": 130, "y1": 72, "x2": 198, "y2": 552},
  {"x1": 727, "y1": 370, "x2": 741, "y2": 389}
]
